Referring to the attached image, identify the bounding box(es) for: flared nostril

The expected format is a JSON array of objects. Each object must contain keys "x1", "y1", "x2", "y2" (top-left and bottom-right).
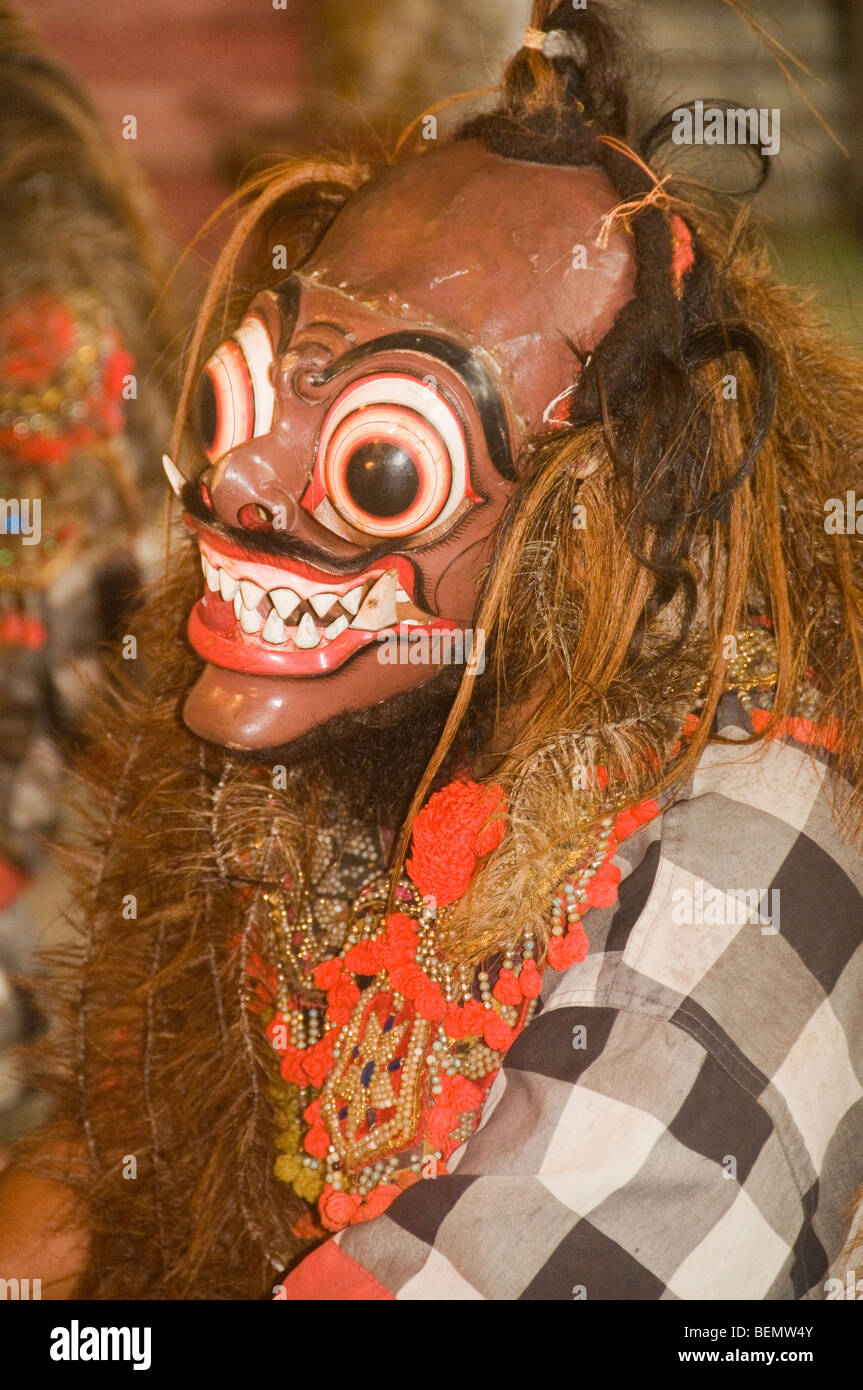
[
  {"x1": 198, "y1": 468, "x2": 215, "y2": 510},
  {"x1": 207, "y1": 456, "x2": 300, "y2": 535},
  {"x1": 237, "y1": 502, "x2": 276, "y2": 531}
]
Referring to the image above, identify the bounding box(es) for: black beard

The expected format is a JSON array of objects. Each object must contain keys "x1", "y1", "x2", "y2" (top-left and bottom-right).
[{"x1": 243, "y1": 665, "x2": 495, "y2": 834}]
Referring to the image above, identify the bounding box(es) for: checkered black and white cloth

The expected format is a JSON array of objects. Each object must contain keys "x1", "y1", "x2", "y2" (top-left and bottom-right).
[{"x1": 279, "y1": 696, "x2": 863, "y2": 1300}]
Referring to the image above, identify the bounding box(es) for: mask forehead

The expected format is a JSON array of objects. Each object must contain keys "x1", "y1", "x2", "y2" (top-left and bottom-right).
[{"x1": 303, "y1": 139, "x2": 637, "y2": 435}]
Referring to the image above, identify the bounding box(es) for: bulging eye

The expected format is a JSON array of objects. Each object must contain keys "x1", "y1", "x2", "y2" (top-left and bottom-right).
[
  {"x1": 316, "y1": 375, "x2": 470, "y2": 539},
  {"x1": 194, "y1": 313, "x2": 275, "y2": 463},
  {"x1": 324, "y1": 404, "x2": 451, "y2": 536}
]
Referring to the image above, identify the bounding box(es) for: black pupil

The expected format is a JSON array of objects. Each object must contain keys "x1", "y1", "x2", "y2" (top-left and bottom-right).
[
  {"x1": 345, "y1": 442, "x2": 420, "y2": 518},
  {"x1": 195, "y1": 372, "x2": 218, "y2": 451}
]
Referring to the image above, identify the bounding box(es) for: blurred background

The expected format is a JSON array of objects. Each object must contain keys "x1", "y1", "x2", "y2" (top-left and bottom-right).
[
  {"x1": 16, "y1": 0, "x2": 863, "y2": 343},
  {"x1": 0, "y1": 0, "x2": 860, "y2": 1142}
]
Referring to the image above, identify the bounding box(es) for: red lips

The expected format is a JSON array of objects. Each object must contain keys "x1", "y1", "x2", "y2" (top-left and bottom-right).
[{"x1": 186, "y1": 520, "x2": 454, "y2": 677}]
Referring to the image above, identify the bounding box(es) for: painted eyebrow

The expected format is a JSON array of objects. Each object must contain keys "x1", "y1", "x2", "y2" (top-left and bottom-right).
[
  {"x1": 309, "y1": 330, "x2": 515, "y2": 481},
  {"x1": 270, "y1": 277, "x2": 300, "y2": 353},
  {"x1": 302, "y1": 319, "x2": 357, "y2": 341},
  {"x1": 272, "y1": 276, "x2": 356, "y2": 351}
]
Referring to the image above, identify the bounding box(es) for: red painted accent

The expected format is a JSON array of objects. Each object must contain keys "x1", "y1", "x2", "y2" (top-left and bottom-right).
[
  {"x1": 275, "y1": 1239, "x2": 395, "y2": 1301},
  {"x1": 670, "y1": 215, "x2": 695, "y2": 297},
  {"x1": 190, "y1": 599, "x2": 370, "y2": 674},
  {"x1": 188, "y1": 597, "x2": 458, "y2": 676}
]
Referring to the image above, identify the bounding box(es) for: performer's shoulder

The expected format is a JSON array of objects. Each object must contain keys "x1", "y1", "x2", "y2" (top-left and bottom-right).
[{"x1": 543, "y1": 723, "x2": 862, "y2": 1056}]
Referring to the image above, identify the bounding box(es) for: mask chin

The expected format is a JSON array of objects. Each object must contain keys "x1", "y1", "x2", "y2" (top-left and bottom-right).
[
  {"x1": 181, "y1": 643, "x2": 474, "y2": 756},
  {"x1": 189, "y1": 662, "x2": 481, "y2": 832}
]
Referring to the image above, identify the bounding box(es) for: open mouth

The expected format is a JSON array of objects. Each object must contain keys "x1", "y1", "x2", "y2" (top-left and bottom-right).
[{"x1": 187, "y1": 526, "x2": 456, "y2": 675}]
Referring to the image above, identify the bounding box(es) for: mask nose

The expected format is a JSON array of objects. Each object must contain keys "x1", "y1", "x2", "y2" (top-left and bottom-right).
[{"x1": 202, "y1": 448, "x2": 301, "y2": 534}]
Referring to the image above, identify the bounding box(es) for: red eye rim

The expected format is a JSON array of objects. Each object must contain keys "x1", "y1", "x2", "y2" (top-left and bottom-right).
[
  {"x1": 197, "y1": 313, "x2": 275, "y2": 464},
  {"x1": 200, "y1": 339, "x2": 254, "y2": 463},
  {"x1": 323, "y1": 404, "x2": 452, "y2": 538}
]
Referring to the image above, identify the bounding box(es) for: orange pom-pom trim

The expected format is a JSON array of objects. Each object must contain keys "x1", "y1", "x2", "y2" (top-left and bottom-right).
[{"x1": 407, "y1": 781, "x2": 506, "y2": 906}]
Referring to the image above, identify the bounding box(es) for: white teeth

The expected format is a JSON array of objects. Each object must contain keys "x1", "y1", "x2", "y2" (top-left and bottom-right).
[
  {"x1": 270, "y1": 587, "x2": 301, "y2": 620},
  {"x1": 309, "y1": 591, "x2": 339, "y2": 618},
  {"x1": 240, "y1": 604, "x2": 263, "y2": 634},
  {"x1": 262, "y1": 609, "x2": 287, "y2": 645},
  {"x1": 207, "y1": 560, "x2": 404, "y2": 646},
  {"x1": 295, "y1": 612, "x2": 321, "y2": 649},
  {"x1": 340, "y1": 585, "x2": 364, "y2": 616},
  {"x1": 351, "y1": 571, "x2": 398, "y2": 630},
  {"x1": 239, "y1": 579, "x2": 265, "y2": 611}
]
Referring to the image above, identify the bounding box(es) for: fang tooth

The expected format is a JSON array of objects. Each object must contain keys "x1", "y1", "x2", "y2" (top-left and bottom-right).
[
  {"x1": 240, "y1": 604, "x2": 263, "y2": 634},
  {"x1": 203, "y1": 556, "x2": 220, "y2": 592},
  {"x1": 396, "y1": 586, "x2": 410, "y2": 602},
  {"x1": 233, "y1": 591, "x2": 243, "y2": 619},
  {"x1": 324, "y1": 614, "x2": 349, "y2": 640},
  {"x1": 239, "y1": 579, "x2": 265, "y2": 610},
  {"x1": 309, "y1": 591, "x2": 339, "y2": 618},
  {"x1": 295, "y1": 612, "x2": 321, "y2": 649},
  {"x1": 351, "y1": 571, "x2": 398, "y2": 630},
  {"x1": 220, "y1": 570, "x2": 238, "y2": 602},
  {"x1": 341, "y1": 585, "x2": 363, "y2": 616},
  {"x1": 162, "y1": 453, "x2": 185, "y2": 499},
  {"x1": 262, "y1": 609, "x2": 287, "y2": 645},
  {"x1": 270, "y1": 587, "x2": 301, "y2": 620}
]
